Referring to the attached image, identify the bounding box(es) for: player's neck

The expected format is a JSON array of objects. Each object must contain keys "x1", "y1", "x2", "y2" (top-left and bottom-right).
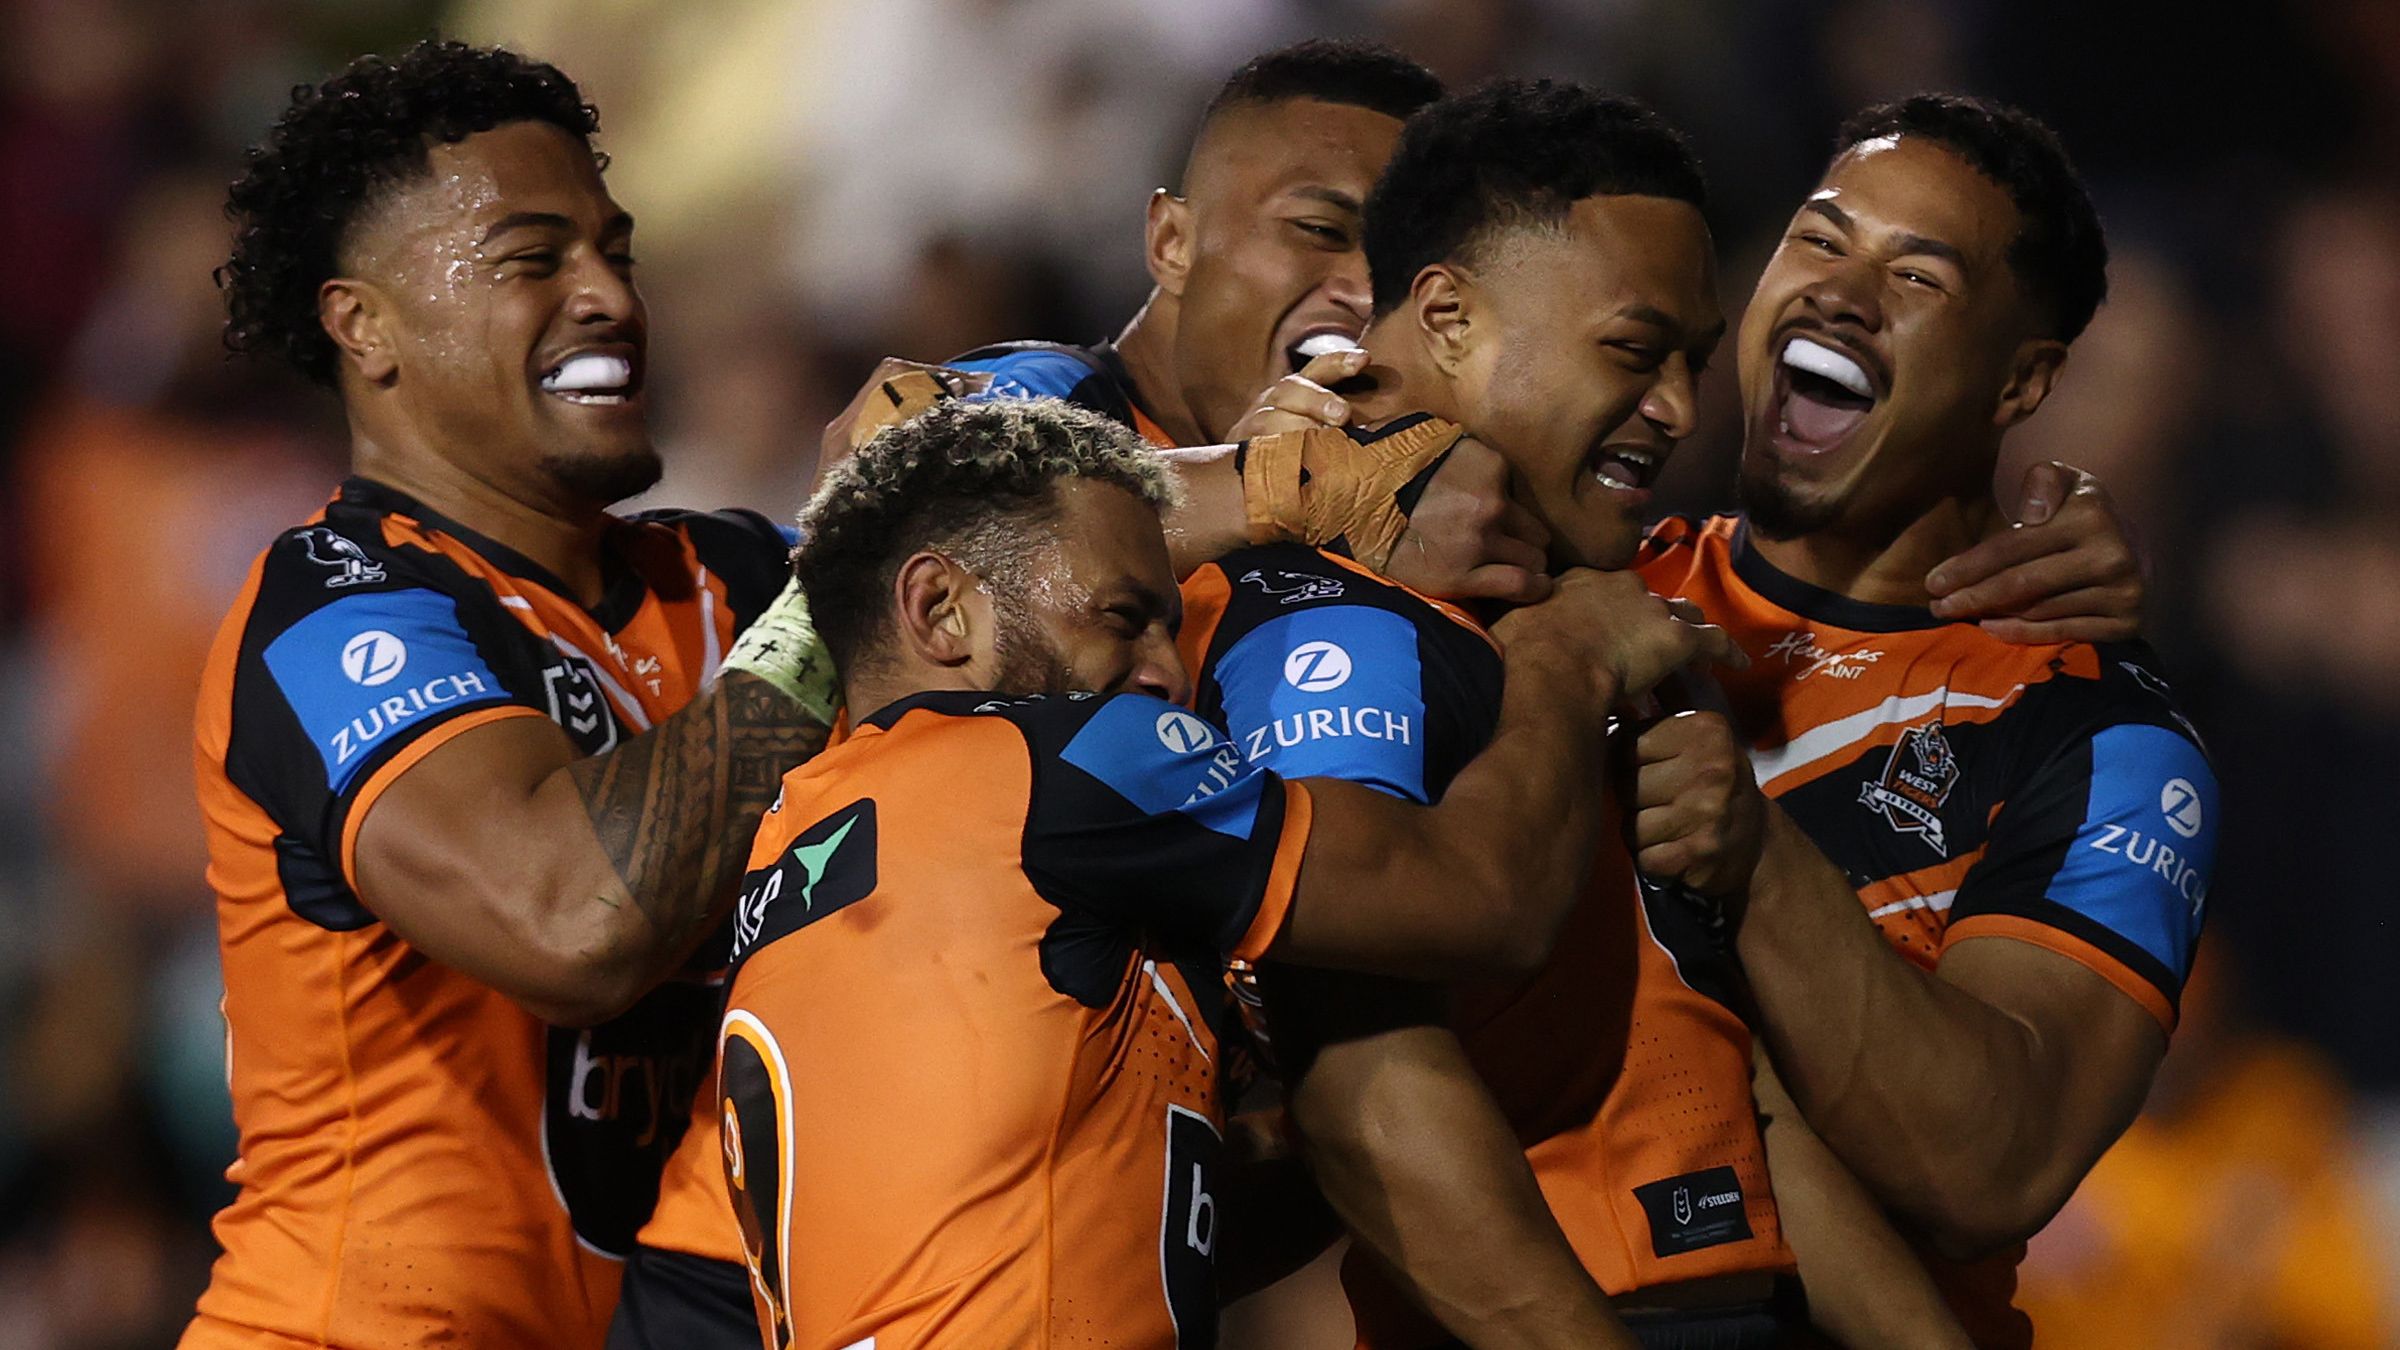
[
  {"x1": 1113, "y1": 290, "x2": 1207, "y2": 446},
  {"x1": 1749, "y1": 491, "x2": 2005, "y2": 608},
  {"x1": 350, "y1": 422, "x2": 613, "y2": 604},
  {"x1": 1347, "y1": 314, "x2": 1463, "y2": 426}
]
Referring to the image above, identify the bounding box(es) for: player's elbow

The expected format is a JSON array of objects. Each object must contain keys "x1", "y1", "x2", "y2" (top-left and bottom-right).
[
  {"x1": 1909, "y1": 1169, "x2": 2074, "y2": 1262},
  {"x1": 477, "y1": 889, "x2": 657, "y2": 1027},
  {"x1": 1449, "y1": 862, "x2": 1567, "y2": 977}
]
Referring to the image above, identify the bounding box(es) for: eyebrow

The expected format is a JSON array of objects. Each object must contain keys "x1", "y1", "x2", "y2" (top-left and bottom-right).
[
  {"x1": 1290, "y1": 186, "x2": 1363, "y2": 213},
  {"x1": 477, "y1": 210, "x2": 635, "y2": 246},
  {"x1": 1801, "y1": 198, "x2": 1965, "y2": 268}
]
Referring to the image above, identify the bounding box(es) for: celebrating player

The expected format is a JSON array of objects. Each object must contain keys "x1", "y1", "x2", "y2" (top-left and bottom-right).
[
  {"x1": 185, "y1": 42, "x2": 843, "y2": 1350},
  {"x1": 715, "y1": 396, "x2": 1722, "y2": 1348},
  {"x1": 1629, "y1": 96, "x2": 2215, "y2": 1349}
]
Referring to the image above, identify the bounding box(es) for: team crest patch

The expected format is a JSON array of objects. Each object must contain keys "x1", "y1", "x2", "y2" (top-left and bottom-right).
[
  {"x1": 1238, "y1": 567, "x2": 1345, "y2": 605},
  {"x1": 544, "y1": 653, "x2": 618, "y2": 754},
  {"x1": 294, "y1": 526, "x2": 387, "y2": 589},
  {"x1": 1860, "y1": 720, "x2": 1960, "y2": 854}
]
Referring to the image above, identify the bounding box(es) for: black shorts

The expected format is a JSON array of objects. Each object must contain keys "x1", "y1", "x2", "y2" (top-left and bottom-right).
[{"x1": 605, "y1": 1246, "x2": 758, "y2": 1350}]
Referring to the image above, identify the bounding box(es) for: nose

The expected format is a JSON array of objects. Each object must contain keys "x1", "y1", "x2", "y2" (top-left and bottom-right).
[
  {"x1": 1799, "y1": 260, "x2": 1884, "y2": 334},
  {"x1": 564, "y1": 244, "x2": 640, "y2": 327},
  {"x1": 1639, "y1": 355, "x2": 1699, "y2": 442},
  {"x1": 1130, "y1": 634, "x2": 1192, "y2": 707},
  {"x1": 1319, "y1": 255, "x2": 1373, "y2": 328}
]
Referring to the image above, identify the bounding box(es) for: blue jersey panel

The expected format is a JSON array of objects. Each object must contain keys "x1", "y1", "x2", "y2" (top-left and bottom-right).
[
  {"x1": 1211, "y1": 606, "x2": 1431, "y2": 802},
  {"x1": 1057, "y1": 694, "x2": 1267, "y2": 840},
  {"x1": 2041, "y1": 723, "x2": 2216, "y2": 983},
  {"x1": 261, "y1": 589, "x2": 513, "y2": 791},
  {"x1": 952, "y1": 349, "x2": 1096, "y2": 403}
]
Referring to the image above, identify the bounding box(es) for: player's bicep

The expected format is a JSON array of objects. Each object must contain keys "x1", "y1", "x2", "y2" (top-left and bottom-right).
[
  {"x1": 1209, "y1": 601, "x2": 1437, "y2": 803},
  {"x1": 1945, "y1": 723, "x2": 2215, "y2": 1030},
  {"x1": 247, "y1": 584, "x2": 539, "y2": 865},
  {"x1": 349, "y1": 713, "x2": 598, "y2": 993}
]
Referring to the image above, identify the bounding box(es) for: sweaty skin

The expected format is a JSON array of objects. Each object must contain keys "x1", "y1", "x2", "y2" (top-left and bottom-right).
[{"x1": 331, "y1": 122, "x2": 830, "y2": 1026}]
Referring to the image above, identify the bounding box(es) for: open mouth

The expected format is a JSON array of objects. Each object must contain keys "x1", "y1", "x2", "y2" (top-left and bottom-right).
[
  {"x1": 1285, "y1": 328, "x2": 1363, "y2": 374},
  {"x1": 1773, "y1": 334, "x2": 1879, "y2": 453},
  {"x1": 539, "y1": 351, "x2": 641, "y2": 406},
  {"x1": 1587, "y1": 442, "x2": 1662, "y2": 494}
]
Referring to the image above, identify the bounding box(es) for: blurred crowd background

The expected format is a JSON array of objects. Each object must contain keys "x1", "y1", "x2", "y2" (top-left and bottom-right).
[{"x1": 3, "y1": 0, "x2": 2397, "y2": 1344}]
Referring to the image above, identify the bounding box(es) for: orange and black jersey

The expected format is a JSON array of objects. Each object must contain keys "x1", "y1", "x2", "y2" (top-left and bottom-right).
[
  {"x1": 949, "y1": 338, "x2": 1177, "y2": 445},
  {"x1": 1177, "y1": 541, "x2": 1790, "y2": 1341},
  {"x1": 186, "y1": 477, "x2": 789, "y2": 1350},
  {"x1": 1638, "y1": 514, "x2": 2217, "y2": 1347},
  {"x1": 718, "y1": 689, "x2": 1314, "y2": 1350}
]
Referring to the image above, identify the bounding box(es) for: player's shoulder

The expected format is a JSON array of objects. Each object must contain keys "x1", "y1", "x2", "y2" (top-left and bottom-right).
[
  {"x1": 1196, "y1": 541, "x2": 1490, "y2": 660},
  {"x1": 617, "y1": 504, "x2": 795, "y2": 618},
  {"x1": 947, "y1": 339, "x2": 1133, "y2": 419},
  {"x1": 2021, "y1": 638, "x2": 2210, "y2": 756},
  {"x1": 241, "y1": 493, "x2": 489, "y2": 649}
]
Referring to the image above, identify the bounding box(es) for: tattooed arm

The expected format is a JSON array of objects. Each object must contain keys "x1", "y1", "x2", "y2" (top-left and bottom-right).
[{"x1": 352, "y1": 670, "x2": 829, "y2": 1025}]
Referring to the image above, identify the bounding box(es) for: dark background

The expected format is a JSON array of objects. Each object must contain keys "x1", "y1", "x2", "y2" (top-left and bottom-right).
[{"x1": 3, "y1": 0, "x2": 2395, "y2": 1343}]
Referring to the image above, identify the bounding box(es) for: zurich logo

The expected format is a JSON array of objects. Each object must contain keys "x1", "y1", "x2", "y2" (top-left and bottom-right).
[
  {"x1": 1283, "y1": 640, "x2": 1353, "y2": 693},
  {"x1": 2161, "y1": 777, "x2": 2203, "y2": 839},
  {"x1": 1155, "y1": 708, "x2": 1217, "y2": 754},
  {"x1": 341, "y1": 630, "x2": 408, "y2": 687}
]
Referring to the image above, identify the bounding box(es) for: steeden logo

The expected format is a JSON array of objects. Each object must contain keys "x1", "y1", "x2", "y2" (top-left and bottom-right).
[{"x1": 341, "y1": 630, "x2": 408, "y2": 687}]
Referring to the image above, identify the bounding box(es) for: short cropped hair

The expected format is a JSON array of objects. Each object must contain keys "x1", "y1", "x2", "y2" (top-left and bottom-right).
[
  {"x1": 1203, "y1": 39, "x2": 1445, "y2": 127},
  {"x1": 1836, "y1": 95, "x2": 2108, "y2": 341},
  {"x1": 1364, "y1": 79, "x2": 1708, "y2": 314},
  {"x1": 221, "y1": 40, "x2": 599, "y2": 384},
  {"x1": 795, "y1": 399, "x2": 1179, "y2": 677}
]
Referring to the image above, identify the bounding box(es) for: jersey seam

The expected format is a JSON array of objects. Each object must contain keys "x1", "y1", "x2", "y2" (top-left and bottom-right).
[{"x1": 315, "y1": 928, "x2": 362, "y2": 1345}]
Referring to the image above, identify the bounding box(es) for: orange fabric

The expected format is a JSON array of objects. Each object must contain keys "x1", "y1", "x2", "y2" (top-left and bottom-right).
[
  {"x1": 190, "y1": 496, "x2": 753, "y2": 1350},
  {"x1": 719, "y1": 707, "x2": 1306, "y2": 1347},
  {"x1": 1176, "y1": 551, "x2": 1791, "y2": 1346},
  {"x1": 2016, "y1": 1044, "x2": 2395, "y2": 1350},
  {"x1": 1946, "y1": 916, "x2": 2177, "y2": 1032},
  {"x1": 1635, "y1": 513, "x2": 2167, "y2": 1349}
]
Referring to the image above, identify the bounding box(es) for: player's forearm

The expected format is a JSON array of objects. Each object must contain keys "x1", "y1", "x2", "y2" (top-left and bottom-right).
[
  {"x1": 1156, "y1": 443, "x2": 1252, "y2": 577},
  {"x1": 1736, "y1": 807, "x2": 2056, "y2": 1252},
  {"x1": 541, "y1": 671, "x2": 829, "y2": 1013},
  {"x1": 1429, "y1": 651, "x2": 1618, "y2": 968},
  {"x1": 1290, "y1": 1025, "x2": 1632, "y2": 1350},
  {"x1": 1753, "y1": 1045, "x2": 1970, "y2": 1349}
]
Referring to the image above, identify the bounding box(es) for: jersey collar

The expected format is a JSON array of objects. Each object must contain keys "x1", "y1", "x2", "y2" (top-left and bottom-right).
[
  {"x1": 336, "y1": 476, "x2": 650, "y2": 633},
  {"x1": 1729, "y1": 517, "x2": 1949, "y2": 634}
]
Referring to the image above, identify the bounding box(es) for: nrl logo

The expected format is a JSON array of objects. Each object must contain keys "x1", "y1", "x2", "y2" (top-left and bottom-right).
[
  {"x1": 1239, "y1": 568, "x2": 1345, "y2": 606},
  {"x1": 1860, "y1": 720, "x2": 1960, "y2": 854}
]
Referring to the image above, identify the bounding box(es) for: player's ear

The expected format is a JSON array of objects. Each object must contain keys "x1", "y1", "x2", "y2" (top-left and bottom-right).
[
  {"x1": 1412, "y1": 265, "x2": 1475, "y2": 375},
  {"x1": 321, "y1": 278, "x2": 398, "y2": 385},
  {"x1": 1993, "y1": 338, "x2": 2068, "y2": 430},
  {"x1": 892, "y1": 551, "x2": 982, "y2": 669},
  {"x1": 1145, "y1": 188, "x2": 1193, "y2": 298}
]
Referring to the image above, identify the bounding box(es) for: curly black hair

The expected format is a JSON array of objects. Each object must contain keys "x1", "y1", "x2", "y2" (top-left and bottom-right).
[
  {"x1": 1363, "y1": 80, "x2": 1708, "y2": 314},
  {"x1": 219, "y1": 40, "x2": 598, "y2": 385},
  {"x1": 1836, "y1": 95, "x2": 2108, "y2": 342},
  {"x1": 794, "y1": 398, "x2": 1177, "y2": 678}
]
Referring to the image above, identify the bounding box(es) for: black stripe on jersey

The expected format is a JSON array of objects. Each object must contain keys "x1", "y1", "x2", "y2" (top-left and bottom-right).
[
  {"x1": 1731, "y1": 518, "x2": 1944, "y2": 633},
  {"x1": 1191, "y1": 541, "x2": 1500, "y2": 803},
  {"x1": 628, "y1": 506, "x2": 793, "y2": 632},
  {"x1": 1950, "y1": 890, "x2": 2182, "y2": 1014}
]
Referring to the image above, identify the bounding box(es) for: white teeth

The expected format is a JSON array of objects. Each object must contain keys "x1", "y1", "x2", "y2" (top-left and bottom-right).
[
  {"x1": 1781, "y1": 336, "x2": 1873, "y2": 398},
  {"x1": 542, "y1": 353, "x2": 632, "y2": 393},
  {"x1": 1294, "y1": 333, "x2": 1362, "y2": 361}
]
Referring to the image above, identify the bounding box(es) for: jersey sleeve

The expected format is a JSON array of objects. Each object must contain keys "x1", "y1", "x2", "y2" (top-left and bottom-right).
[
  {"x1": 1944, "y1": 717, "x2": 2217, "y2": 1031},
  {"x1": 945, "y1": 342, "x2": 1137, "y2": 424},
  {"x1": 1193, "y1": 544, "x2": 1499, "y2": 804},
  {"x1": 226, "y1": 528, "x2": 548, "y2": 899},
  {"x1": 1016, "y1": 693, "x2": 1313, "y2": 963}
]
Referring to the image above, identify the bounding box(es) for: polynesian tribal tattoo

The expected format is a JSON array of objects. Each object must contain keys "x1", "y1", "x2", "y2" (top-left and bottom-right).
[{"x1": 567, "y1": 670, "x2": 830, "y2": 955}]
